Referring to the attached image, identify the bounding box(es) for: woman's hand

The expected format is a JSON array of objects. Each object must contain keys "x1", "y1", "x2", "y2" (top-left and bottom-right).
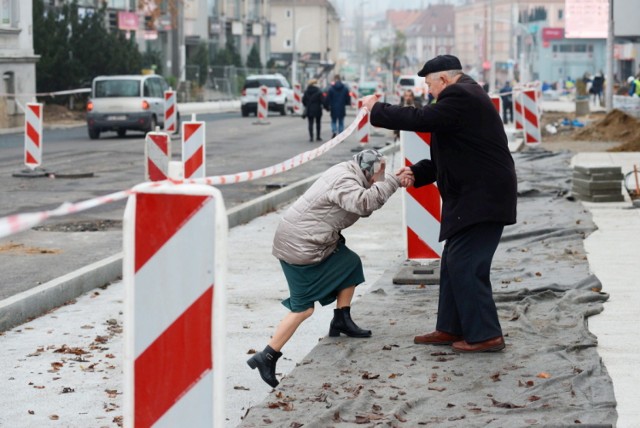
[{"x1": 396, "y1": 166, "x2": 415, "y2": 188}]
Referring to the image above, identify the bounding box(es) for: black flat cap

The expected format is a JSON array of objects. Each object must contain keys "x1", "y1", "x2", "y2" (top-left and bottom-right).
[{"x1": 417, "y1": 55, "x2": 462, "y2": 77}]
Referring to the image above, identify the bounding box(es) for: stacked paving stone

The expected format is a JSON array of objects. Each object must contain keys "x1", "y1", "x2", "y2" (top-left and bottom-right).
[{"x1": 572, "y1": 165, "x2": 625, "y2": 202}]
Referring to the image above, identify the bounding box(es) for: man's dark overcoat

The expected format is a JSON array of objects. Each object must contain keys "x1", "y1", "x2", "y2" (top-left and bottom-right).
[{"x1": 370, "y1": 75, "x2": 517, "y2": 241}]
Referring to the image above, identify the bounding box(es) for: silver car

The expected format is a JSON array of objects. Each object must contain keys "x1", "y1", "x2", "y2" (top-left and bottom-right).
[{"x1": 86, "y1": 74, "x2": 178, "y2": 139}]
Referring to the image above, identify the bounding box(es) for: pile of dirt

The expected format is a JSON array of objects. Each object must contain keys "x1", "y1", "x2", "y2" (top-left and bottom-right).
[
  {"x1": 44, "y1": 104, "x2": 85, "y2": 123},
  {"x1": 572, "y1": 109, "x2": 640, "y2": 151}
]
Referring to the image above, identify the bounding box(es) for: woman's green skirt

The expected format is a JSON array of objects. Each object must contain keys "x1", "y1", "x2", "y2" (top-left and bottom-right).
[{"x1": 280, "y1": 241, "x2": 365, "y2": 312}]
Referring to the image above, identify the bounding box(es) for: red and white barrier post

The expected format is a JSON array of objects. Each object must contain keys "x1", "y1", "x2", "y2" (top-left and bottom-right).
[
  {"x1": 164, "y1": 90, "x2": 177, "y2": 134},
  {"x1": 123, "y1": 181, "x2": 227, "y2": 427},
  {"x1": 490, "y1": 95, "x2": 502, "y2": 121},
  {"x1": 293, "y1": 83, "x2": 302, "y2": 115},
  {"x1": 513, "y1": 90, "x2": 524, "y2": 130},
  {"x1": 145, "y1": 130, "x2": 171, "y2": 181},
  {"x1": 254, "y1": 85, "x2": 269, "y2": 125},
  {"x1": 182, "y1": 114, "x2": 206, "y2": 179},
  {"x1": 24, "y1": 102, "x2": 43, "y2": 170},
  {"x1": 356, "y1": 100, "x2": 369, "y2": 145},
  {"x1": 400, "y1": 131, "x2": 443, "y2": 260},
  {"x1": 350, "y1": 84, "x2": 359, "y2": 109},
  {"x1": 521, "y1": 89, "x2": 541, "y2": 145}
]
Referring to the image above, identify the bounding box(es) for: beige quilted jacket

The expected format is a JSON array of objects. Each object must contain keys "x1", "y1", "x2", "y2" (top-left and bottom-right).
[{"x1": 272, "y1": 160, "x2": 400, "y2": 265}]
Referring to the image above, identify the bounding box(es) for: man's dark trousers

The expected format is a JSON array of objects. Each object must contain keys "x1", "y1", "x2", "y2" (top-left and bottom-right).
[{"x1": 436, "y1": 222, "x2": 504, "y2": 343}]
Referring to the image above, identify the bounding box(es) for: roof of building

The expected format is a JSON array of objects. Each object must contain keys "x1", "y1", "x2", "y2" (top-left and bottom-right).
[{"x1": 405, "y1": 4, "x2": 455, "y2": 38}]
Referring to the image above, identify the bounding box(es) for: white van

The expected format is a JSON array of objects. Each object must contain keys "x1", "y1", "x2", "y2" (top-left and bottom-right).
[
  {"x1": 86, "y1": 74, "x2": 177, "y2": 139},
  {"x1": 396, "y1": 75, "x2": 428, "y2": 102},
  {"x1": 240, "y1": 74, "x2": 294, "y2": 117}
]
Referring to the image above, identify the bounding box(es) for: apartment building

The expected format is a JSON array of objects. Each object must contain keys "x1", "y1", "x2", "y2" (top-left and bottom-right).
[
  {"x1": 0, "y1": 0, "x2": 39, "y2": 128},
  {"x1": 269, "y1": 0, "x2": 340, "y2": 83}
]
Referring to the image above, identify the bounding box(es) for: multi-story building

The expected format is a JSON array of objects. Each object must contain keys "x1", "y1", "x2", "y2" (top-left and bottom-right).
[
  {"x1": 268, "y1": 0, "x2": 340, "y2": 84},
  {"x1": 405, "y1": 4, "x2": 456, "y2": 71},
  {"x1": 1, "y1": 0, "x2": 38, "y2": 128}
]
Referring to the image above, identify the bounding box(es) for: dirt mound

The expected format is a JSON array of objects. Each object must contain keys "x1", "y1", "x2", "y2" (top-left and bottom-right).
[
  {"x1": 44, "y1": 104, "x2": 85, "y2": 123},
  {"x1": 572, "y1": 109, "x2": 640, "y2": 151}
]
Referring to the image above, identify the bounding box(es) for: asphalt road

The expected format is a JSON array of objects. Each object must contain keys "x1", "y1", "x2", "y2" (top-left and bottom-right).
[{"x1": 0, "y1": 110, "x2": 393, "y2": 299}]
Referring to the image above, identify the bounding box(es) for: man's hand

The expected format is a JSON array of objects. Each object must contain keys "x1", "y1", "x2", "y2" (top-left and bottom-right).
[
  {"x1": 396, "y1": 166, "x2": 415, "y2": 188},
  {"x1": 361, "y1": 94, "x2": 381, "y2": 112}
]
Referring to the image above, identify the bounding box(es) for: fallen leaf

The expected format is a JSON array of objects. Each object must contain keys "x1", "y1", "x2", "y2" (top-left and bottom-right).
[
  {"x1": 362, "y1": 372, "x2": 380, "y2": 380},
  {"x1": 394, "y1": 413, "x2": 407, "y2": 422},
  {"x1": 28, "y1": 410, "x2": 34, "y2": 415},
  {"x1": 234, "y1": 385, "x2": 250, "y2": 390},
  {"x1": 332, "y1": 411, "x2": 344, "y2": 422},
  {"x1": 490, "y1": 372, "x2": 501, "y2": 382},
  {"x1": 535, "y1": 272, "x2": 542, "y2": 277},
  {"x1": 289, "y1": 422, "x2": 304, "y2": 428},
  {"x1": 528, "y1": 395, "x2": 541, "y2": 402},
  {"x1": 428, "y1": 386, "x2": 446, "y2": 392},
  {"x1": 49, "y1": 415, "x2": 59, "y2": 420},
  {"x1": 247, "y1": 349, "x2": 256, "y2": 354},
  {"x1": 536, "y1": 372, "x2": 551, "y2": 379},
  {"x1": 490, "y1": 398, "x2": 524, "y2": 409},
  {"x1": 61, "y1": 387, "x2": 74, "y2": 393}
]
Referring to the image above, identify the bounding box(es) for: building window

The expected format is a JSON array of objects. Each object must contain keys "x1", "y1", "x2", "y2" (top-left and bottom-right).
[
  {"x1": 558, "y1": 9, "x2": 563, "y2": 20},
  {"x1": 285, "y1": 9, "x2": 291, "y2": 19},
  {"x1": 284, "y1": 39, "x2": 291, "y2": 48},
  {"x1": 1, "y1": 0, "x2": 12, "y2": 26}
]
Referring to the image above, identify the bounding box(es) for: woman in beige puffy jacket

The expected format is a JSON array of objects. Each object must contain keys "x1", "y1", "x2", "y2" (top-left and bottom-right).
[{"x1": 247, "y1": 149, "x2": 401, "y2": 388}]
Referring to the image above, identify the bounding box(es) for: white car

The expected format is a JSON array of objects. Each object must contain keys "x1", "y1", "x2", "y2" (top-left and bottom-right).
[
  {"x1": 240, "y1": 74, "x2": 294, "y2": 117},
  {"x1": 396, "y1": 75, "x2": 428, "y2": 102},
  {"x1": 86, "y1": 74, "x2": 178, "y2": 140}
]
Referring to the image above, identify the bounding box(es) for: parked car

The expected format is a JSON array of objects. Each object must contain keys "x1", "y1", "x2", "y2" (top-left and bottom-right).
[
  {"x1": 241, "y1": 74, "x2": 294, "y2": 117},
  {"x1": 86, "y1": 74, "x2": 178, "y2": 140},
  {"x1": 396, "y1": 75, "x2": 428, "y2": 101}
]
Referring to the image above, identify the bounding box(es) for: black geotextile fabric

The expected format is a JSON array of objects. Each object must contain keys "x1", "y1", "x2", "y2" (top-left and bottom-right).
[{"x1": 239, "y1": 149, "x2": 617, "y2": 427}]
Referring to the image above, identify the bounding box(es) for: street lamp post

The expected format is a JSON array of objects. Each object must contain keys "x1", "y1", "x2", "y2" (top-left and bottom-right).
[{"x1": 292, "y1": 23, "x2": 311, "y2": 85}]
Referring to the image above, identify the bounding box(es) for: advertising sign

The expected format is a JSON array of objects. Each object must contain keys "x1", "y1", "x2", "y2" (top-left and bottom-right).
[{"x1": 565, "y1": 0, "x2": 608, "y2": 39}]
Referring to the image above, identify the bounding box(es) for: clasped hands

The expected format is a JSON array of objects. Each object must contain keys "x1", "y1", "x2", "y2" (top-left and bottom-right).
[{"x1": 395, "y1": 166, "x2": 415, "y2": 188}]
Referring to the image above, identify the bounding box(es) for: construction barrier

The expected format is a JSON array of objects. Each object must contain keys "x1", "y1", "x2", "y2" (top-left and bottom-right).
[
  {"x1": 521, "y1": 89, "x2": 541, "y2": 145},
  {"x1": 164, "y1": 90, "x2": 177, "y2": 134},
  {"x1": 123, "y1": 181, "x2": 227, "y2": 427},
  {"x1": 24, "y1": 102, "x2": 43, "y2": 170},
  {"x1": 145, "y1": 131, "x2": 171, "y2": 181},
  {"x1": 356, "y1": 99, "x2": 369, "y2": 145},
  {"x1": 400, "y1": 131, "x2": 443, "y2": 260},
  {"x1": 293, "y1": 83, "x2": 302, "y2": 115},
  {"x1": 350, "y1": 84, "x2": 359, "y2": 109},
  {"x1": 182, "y1": 115, "x2": 206, "y2": 179},
  {"x1": 513, "y1": 91, "x2": 524, "y2": 131},
  {"x1": 490, "y1": 95, "x2": 502, "y2": 117},
  {"x1": 254, "y1": 85, "x2": 269, "y2": 125}
]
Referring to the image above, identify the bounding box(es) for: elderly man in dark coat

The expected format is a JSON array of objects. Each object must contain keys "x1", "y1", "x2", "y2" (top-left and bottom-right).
[{"x1": 361, "y1": 55, "x2": 517, "y2": 353}]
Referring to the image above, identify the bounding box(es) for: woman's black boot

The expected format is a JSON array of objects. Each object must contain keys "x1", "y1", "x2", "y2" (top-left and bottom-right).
[
  {"x1": 247, "y1": 345, "x2": 282, "y2": 388},
  {"x1": 329, "y1": 307, "x2": 372, "y2": 338}
]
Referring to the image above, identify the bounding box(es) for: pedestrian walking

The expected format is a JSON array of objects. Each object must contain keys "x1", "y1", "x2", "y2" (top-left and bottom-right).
[
  {"x1": 302, "y1": 79, "x2": 324, "y2": 142},
  {"x1": 362, "y1": 54, "x2": 517, "y2": 353},
  {"x1": 326, "y1": 74, "x2": 351, "y2": 138},
  {"x1": 590, "y1": 71, "x2": 604, "y2": 106},
  {"x1": 499, "y1": 81, "x2": 514, "y2": 124},
  {"x1": 247, "y1": 149, "x2": 401, "y2": 387}
]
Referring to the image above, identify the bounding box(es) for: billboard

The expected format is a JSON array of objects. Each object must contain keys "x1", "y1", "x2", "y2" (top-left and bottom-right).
[{"x1": 564, "y1": 0, "x2": 608, "y2": 39}]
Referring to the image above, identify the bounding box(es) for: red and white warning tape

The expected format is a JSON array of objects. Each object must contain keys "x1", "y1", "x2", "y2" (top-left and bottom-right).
[{"x1": 0, "y1": 108, "x2": 369, "y2": 239}]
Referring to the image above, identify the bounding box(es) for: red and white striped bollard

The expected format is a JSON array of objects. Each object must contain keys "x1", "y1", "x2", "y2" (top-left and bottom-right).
[
  {"x1": 400, "y1": 131, "x2": 443, "y2": 260},
  {"x1": 182, "y1": 114, "x2": 206, "y2": 179},
  {"x1": 145, "y1": 130, "x2": 171, "y2": 181},
  {"x1": 123, "y1": 181, "x2": 227, "y2": 427},
  {"x1": 24, "y1": 102, "x2": 43, "y2": 170}
]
